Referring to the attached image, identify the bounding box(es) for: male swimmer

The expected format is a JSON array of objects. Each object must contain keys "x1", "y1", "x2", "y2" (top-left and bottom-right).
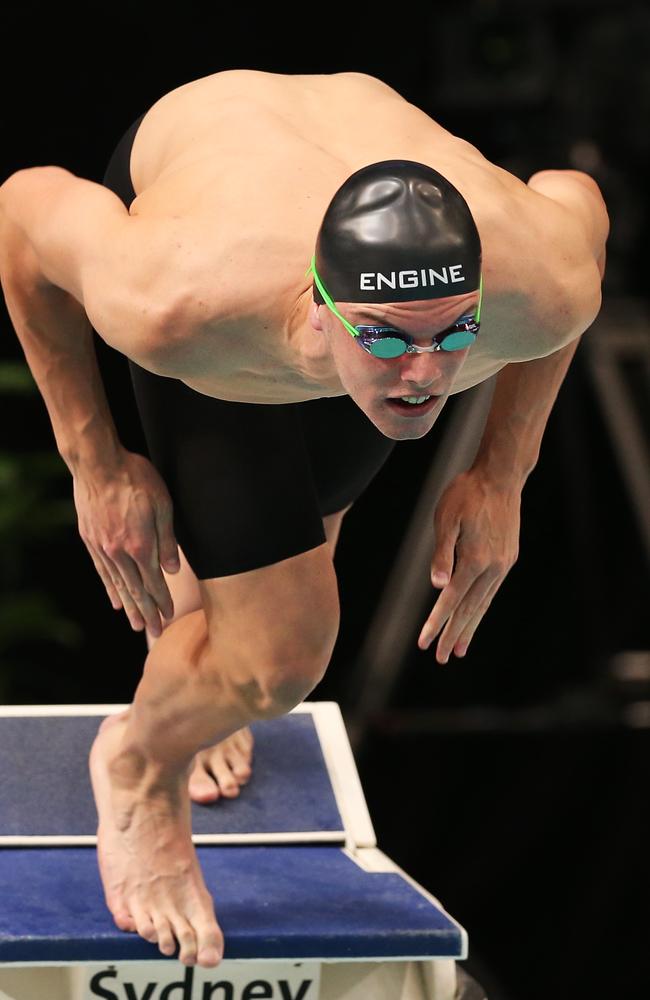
[{"x1": 0, "y1": 70, "x2": 608, "y2": 968}]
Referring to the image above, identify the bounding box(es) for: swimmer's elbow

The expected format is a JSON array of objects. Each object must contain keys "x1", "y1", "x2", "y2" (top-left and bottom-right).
[
  {"x1": 580, "y1": 263, "x2": 604, "y2": 332},
  {"x1": 528, "y1": 168, "x2": 610, "y2": 273},
  {"x1": 555, "y1": 261, "x2": 603, "y2": 346},
  {"x1": 83, "y1": 278, "x2": 180, "y2": 368}
]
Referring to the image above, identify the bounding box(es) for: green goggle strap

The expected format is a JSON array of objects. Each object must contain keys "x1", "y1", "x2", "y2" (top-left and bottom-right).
[
  {"x1": 306, "y1": 254, "x2": 483, "y2": 338},
  {"x1": 306, "y1": 255, "x2": 361, "y2": 338}
]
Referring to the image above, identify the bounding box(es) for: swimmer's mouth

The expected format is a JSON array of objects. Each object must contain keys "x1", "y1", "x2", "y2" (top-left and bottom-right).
[{"x1": 386, "y1": 394, "x2": 441, "y2": 416}]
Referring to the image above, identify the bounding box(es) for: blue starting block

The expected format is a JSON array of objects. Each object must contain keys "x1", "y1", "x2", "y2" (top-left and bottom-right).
[{"x1": 0, "y1": 702, "x2": 477, "y2": 999}]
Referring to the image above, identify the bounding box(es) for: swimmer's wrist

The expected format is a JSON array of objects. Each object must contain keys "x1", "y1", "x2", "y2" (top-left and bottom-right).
[
  {"x1": 469, "y1": 452, "x2": 528, "y2": 493},
  {"x1": 62, "y1": 432, "x2": 125, "y2": 478}
]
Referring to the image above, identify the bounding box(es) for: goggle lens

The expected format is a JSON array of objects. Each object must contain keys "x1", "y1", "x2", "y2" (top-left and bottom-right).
[
  {"x1": 438, "y1": 328, "x2": 477, "y2": 351},
  {"x1": 367, "y1": 337, "x2": 408, "y2": 359}
]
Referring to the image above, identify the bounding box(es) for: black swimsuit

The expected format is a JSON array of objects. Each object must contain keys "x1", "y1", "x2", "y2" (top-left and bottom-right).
[{"x1": 95, "y1": 112, "x2": 396, "y2": 579}]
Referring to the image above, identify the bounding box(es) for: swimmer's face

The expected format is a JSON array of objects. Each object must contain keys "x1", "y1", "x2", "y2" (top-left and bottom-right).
[{"x1": 310, "y1": 292, "x2": 479, "y2": 441}]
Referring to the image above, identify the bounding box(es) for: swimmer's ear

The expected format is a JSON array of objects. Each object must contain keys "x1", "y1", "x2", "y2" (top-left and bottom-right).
[{"x1": 310, "y1": 299, "x2": 325, "y2": 332}]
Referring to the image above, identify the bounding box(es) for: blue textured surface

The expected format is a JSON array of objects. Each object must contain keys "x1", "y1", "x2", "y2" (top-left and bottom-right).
[
  {"x1": 0, "y1": 846, "x2": 462, "y2": 962},
  {"x1": 0, "y1": 713, "x2": 343, "y2": 838}
]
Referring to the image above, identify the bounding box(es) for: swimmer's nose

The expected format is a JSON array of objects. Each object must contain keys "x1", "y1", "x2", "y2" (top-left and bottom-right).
[
  {"x1": 399, "y1": 373, "x2": 442, "y2": 395},
  {"x1": 398, "y1": 351, "x2": 446, "y2": 384}
]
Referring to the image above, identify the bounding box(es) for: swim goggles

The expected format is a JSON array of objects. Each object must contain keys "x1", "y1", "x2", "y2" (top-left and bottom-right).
[{"x1": 306, "y1": 254, "x2": 482, "y2": 359}]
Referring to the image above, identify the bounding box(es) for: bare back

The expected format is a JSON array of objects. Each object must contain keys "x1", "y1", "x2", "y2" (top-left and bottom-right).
[{"x1": 122, "y1": 70, "x2": 597, "y2": 401}]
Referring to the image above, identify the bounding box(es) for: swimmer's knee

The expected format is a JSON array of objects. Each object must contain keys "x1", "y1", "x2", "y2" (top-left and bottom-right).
[
  {"x1": 204, "y1": 619, "x2": 339, "y2": 720},
  {"x1": 232, "y1": 655, "x2": 332, "y2": 720},
  {"x1": 198, "y1": 543, "x2": 341, "y2": 717}
]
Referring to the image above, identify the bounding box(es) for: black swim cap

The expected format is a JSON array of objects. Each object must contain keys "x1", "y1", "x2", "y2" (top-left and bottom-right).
[{"x1": 312, "y1": 160, "x2": 481, "y2": 305}]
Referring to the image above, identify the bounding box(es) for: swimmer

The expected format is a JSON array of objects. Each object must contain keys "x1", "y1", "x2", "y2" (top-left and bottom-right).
[{"x1": 0, "y1": 70, "x2": 608, "y2": 968}]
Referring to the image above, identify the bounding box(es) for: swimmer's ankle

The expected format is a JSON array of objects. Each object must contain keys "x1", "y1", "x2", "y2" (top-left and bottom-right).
[{"x1": 106, "y1": 729, "x2": 192, "y2": 795}]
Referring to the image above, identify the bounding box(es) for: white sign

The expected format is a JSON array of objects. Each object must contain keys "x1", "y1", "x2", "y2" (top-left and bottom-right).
[{"x1": 78, "y1": 962, "x2": 321, "y2": 1000}]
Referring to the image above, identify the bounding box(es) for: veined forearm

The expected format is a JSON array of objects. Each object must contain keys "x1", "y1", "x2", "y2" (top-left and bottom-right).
[
  {"x1": 0, "y1": 218, "x2": 122, "y2": 474},
  {"x1": 470, "y1": 337, "x2": 582, "y2": 489}
]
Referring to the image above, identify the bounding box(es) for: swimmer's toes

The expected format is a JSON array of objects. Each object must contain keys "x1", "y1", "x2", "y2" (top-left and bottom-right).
[
  {"x1": 211, "y1": 757, "x2": 240, "y2": 798},
  {"x1": 189, "y1": 762, "x2": 221, "y2": 804},
  {"x1": 173, "y1": 917, "x2": 199, "y2": 966},
  {"x1": 235, "y1": 727, "x2": 254, "y2": 752},
  {"x1": 134, "y1": 911, "x2": 158, "y2": 945},
  {"x1": 228, "y1": 751, "x2": 252, "y2": 784},
  {"x1": 113, "y1": 910, "x2": 136, "y2": 933},
  {"x1": 153, "y1": 915, "x2": 176, "y2": 957},
  {"x1": 196, "y1": 921, "x2": 224, "y2": 968}
]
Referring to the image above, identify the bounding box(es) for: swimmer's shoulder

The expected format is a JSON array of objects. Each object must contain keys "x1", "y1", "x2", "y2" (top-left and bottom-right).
[
  {"x1": 523, "y1": 169, "x2": 607, "y2": 341},
  {"x1": 129, "y1": 71, "x2": 269, "y2": 193},
  {"x1": 468, "y1": 163, "x2": 604, "y2": 347}
]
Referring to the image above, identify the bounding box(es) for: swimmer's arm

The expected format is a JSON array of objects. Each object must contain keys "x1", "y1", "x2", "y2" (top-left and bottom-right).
[
  {"x1": 470, "y1": 337, "x2": 582, "y2": 490},
  {"x1": 0, "y1": 167, "x2": 171, "y2": 470},
  {"x1": 468, "y1": 168, "x2": 608, "y2": 485},
  {"x1": 472, "y1": 169, "x2": 608, "y2": 489},
  {"x1": 0, "y1": 173, "x2": 118, "y2": 471},
  {"x1": 0, "y1": 166, "x2": 175, "y2": 361}
]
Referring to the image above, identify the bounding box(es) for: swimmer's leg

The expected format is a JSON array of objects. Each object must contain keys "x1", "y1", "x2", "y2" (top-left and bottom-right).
[
  {"x1": 143, "y1": 546, "x2": 253, "y2": 804},
  {"x1": 144, "y1": 507, "x2": 353, "y2": 804},
  {"x1": 145, "y1": 505, "x2": 353, "y2": 648},
  {"x1": 89, "y1": 540, "x2": 340, "y2": 968}
]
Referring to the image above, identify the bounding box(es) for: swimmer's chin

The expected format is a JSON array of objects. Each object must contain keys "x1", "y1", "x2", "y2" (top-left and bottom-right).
[
  {"x1": 376, "y1": 423, "x2": 434, "y2": 441},
  {"x1": 354, "y1": 398, "x2": 446, "y2": 440}
]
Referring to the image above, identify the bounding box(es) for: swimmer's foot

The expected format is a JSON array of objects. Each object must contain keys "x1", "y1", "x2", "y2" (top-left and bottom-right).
[
  {"x1": 188, "y1": 727, "x2": 254, "y2": 804},
  {"x1": 89, "y1": 712, "x2": 224, "y2": 967}
]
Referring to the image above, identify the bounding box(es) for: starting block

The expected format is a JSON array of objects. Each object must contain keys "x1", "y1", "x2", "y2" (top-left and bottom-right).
[{"x1": 0, "y1": 702, "x2": 477, "y2": 999}]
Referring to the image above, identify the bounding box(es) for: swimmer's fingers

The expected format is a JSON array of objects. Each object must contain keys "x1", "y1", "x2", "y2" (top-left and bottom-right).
[
  {"x1": 130, "y1": 492, "x2": 182, "y2": 622},
  {"x1": 104, "y1": 548, "x2": 162, "y2": 637},
  {"x1": 86, "y1": 544, "x2": 124, "y2": 613},
  {"x1": 80, "y1": 512, "x2": 144, "y2": 631},
  {"x1": 86, "y1": 531, "x2": 162, "y2": 636},
  {"x1": 72, "y1": 448, "x2": 177, "y2": 635},
  {"x1": 104, "y1": 498, "x2": 182, "y2": 631},
  {"x1": 122, "y1": 516, "x2": 179, "y2": 627},
  {"x1": 451, "y1": 575, "x2": 502, "y2": 656},
  {"x1": 86, "y1": 541, "x2": 148, "y2": 633},
  {"x1": 418, "y1": 469, "x2": 521, "y2": 662},
  {"x1": 117, "y1": 453, "x2": 180, "y2": 624},
  {"x1": 421, "y1": 566, "x2": 499, "y2": 663},
  {"x1": 152, "y1": 494, "x2": 181, "y2": 576}
]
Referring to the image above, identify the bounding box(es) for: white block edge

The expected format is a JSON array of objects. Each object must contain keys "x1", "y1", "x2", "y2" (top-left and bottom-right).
[
  {"x1": 343, "y1": 846, "x2": 469, "y2": 960},
  {"x1": 301, "y1": 701, "x2": 377, "y2": 850}
]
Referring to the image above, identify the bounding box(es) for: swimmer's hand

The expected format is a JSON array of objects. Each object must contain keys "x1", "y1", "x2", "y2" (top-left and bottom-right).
[
  {"x1": 418, "y1": 469, "x2": 521, "y2": 663},
  {"x1": 72, "y1": 448, "x2": 180, "y2": 637}
]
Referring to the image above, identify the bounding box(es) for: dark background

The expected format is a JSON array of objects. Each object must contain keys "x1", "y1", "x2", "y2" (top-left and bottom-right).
[{"x1": 1, "y1": 3, "x2": 649, "y2": 998}]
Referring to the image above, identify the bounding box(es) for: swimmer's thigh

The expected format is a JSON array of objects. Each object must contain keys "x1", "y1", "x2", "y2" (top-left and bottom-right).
[
  {"x1": 128, "y1": 366, "x2": 340, "y2": 693},
  {"x1": 197, "y1": 544, "x2": 340, "y2": 707}
]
